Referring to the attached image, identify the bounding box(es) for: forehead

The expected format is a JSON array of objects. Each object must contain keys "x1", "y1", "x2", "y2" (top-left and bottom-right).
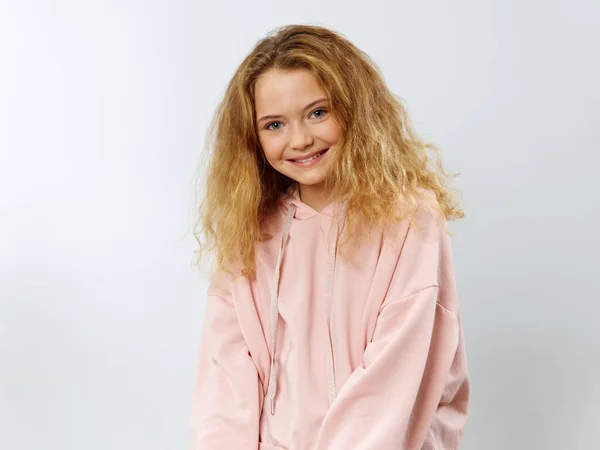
[{"x1": 254, "y1": 68, "x2": 327, "y2": 115}]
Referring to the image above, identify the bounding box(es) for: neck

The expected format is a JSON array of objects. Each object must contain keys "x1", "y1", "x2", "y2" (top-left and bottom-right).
[{"x1": 298, "y1": 182, "x2": 332, "y2": 212}]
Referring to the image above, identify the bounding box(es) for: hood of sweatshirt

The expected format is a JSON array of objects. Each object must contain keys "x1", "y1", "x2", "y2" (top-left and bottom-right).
[{"x1": 279, "y1": 183, "x2": 345, "y2": 219}]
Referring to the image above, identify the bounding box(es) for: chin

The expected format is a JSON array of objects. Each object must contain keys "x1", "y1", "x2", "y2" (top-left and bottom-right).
[
  {"x1": 303, "y1": 180, "x2": 327, "y2": 188},
  {"x1": 291, "y1": 175, "x2": 327, "y2": 187}
]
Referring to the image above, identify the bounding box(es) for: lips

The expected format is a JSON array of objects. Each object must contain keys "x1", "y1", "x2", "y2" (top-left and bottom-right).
[{"x1": 289, "y1": 149, "x2": 328, "y2": 163}]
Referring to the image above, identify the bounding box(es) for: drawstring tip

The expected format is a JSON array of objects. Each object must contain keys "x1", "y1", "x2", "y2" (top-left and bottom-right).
[{"x1": 270, "y1": 397, "x2": 275, "y2": 415}]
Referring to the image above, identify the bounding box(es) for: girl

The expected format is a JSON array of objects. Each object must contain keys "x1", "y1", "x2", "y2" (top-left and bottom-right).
[{"x1": 190, "y1": 24, "x2": 470, "y2": 450}]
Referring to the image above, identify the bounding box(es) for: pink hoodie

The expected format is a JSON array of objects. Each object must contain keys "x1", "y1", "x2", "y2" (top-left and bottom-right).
[{"x1": 189, "y1": 185, "x2": 470, "y2": 449}]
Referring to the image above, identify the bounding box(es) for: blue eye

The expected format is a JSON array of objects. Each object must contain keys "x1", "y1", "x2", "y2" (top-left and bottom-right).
[
  {"x1": 263, "y1": 108, "x2": 327, "y2": 131},
  {"x1": 265, "y1": 121, "x2": 282, "y2": 131},
  {"x1": 311, "y1": 108, "x2": 327, "y2": 118}
]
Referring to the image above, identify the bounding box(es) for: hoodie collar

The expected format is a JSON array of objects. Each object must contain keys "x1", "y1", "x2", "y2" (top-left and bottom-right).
[{"x1": 281, "y1": 183, "x2": 343, "y2": 220}]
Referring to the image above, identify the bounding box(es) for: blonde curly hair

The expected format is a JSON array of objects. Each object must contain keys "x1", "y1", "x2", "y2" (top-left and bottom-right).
[{"x1": 194, "y1": 24, "x2": 463, "y2": 278}]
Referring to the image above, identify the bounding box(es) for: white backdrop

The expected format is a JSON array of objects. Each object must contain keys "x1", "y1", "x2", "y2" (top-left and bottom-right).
[{"x1": 1, "y1": 1, "x2": 598, "y2": 449}]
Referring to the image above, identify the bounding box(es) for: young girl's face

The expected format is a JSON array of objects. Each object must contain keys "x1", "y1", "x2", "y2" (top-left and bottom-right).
[{"x1": 254, "y1": 68, "x2": 341, "y2": 193}]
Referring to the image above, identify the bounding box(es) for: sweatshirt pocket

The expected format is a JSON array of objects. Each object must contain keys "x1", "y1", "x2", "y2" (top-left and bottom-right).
[{"x1": 258, "y1": 443, "x2": 287, "y2": 450}]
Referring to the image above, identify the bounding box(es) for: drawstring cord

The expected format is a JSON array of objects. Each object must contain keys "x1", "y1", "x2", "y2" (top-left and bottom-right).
[
  {"x1": 266, "y1": 205, "x2": 295, "y2": 415},
  {"x1": 324, "y1": 203, "x2": 346, "y2": 405},
  {"x1": 266, "y1": 202, "x2": 346, "y2": 415}
]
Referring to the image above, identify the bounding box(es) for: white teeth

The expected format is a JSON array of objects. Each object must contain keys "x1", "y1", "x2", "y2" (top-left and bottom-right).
[{"x1": 294, "y1": 150, "x2": 325, "y2": 163}]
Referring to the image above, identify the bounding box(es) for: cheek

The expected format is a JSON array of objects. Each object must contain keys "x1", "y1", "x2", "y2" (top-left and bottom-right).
[
  {"x1": 259, "y1": 135, "x2": 284, "y2": 164},
  {"x1": 322, "y1": 121, "x2": 341, "y2": 144}
]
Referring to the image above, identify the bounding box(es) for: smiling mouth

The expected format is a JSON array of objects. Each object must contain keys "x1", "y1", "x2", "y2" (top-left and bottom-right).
[{"x1": 290, "y1": 149, "x2": 328, "y2": 163}]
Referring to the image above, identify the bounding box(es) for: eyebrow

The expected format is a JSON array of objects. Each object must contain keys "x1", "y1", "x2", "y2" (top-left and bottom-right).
[{"x1": 256, "y1": 98, "x2": 328, "y2": 125}]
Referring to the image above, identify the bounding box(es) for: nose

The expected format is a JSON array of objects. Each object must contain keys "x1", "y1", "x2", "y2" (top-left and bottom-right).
[{"x1": 289, "y1": 123, "x2": 314, "y2": 150}]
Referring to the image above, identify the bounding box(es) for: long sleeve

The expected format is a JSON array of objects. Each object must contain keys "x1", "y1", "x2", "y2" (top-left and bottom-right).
[
  {"x1": 314, "y1": 208, "x2": 470, "y2": 450},
  {"x1": 188, "y1": 273, "x2": 262, "y2": 450}
]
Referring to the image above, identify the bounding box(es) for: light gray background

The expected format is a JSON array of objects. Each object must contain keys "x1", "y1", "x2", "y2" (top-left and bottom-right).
[{"x1": 1, "y1": 1, "x2": 598, "y2": 449}]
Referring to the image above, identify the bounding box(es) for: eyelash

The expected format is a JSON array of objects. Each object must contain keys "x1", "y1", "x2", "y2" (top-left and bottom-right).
[{"x1": 264, "y1": 108, "x2": 328, "y2": 131}]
